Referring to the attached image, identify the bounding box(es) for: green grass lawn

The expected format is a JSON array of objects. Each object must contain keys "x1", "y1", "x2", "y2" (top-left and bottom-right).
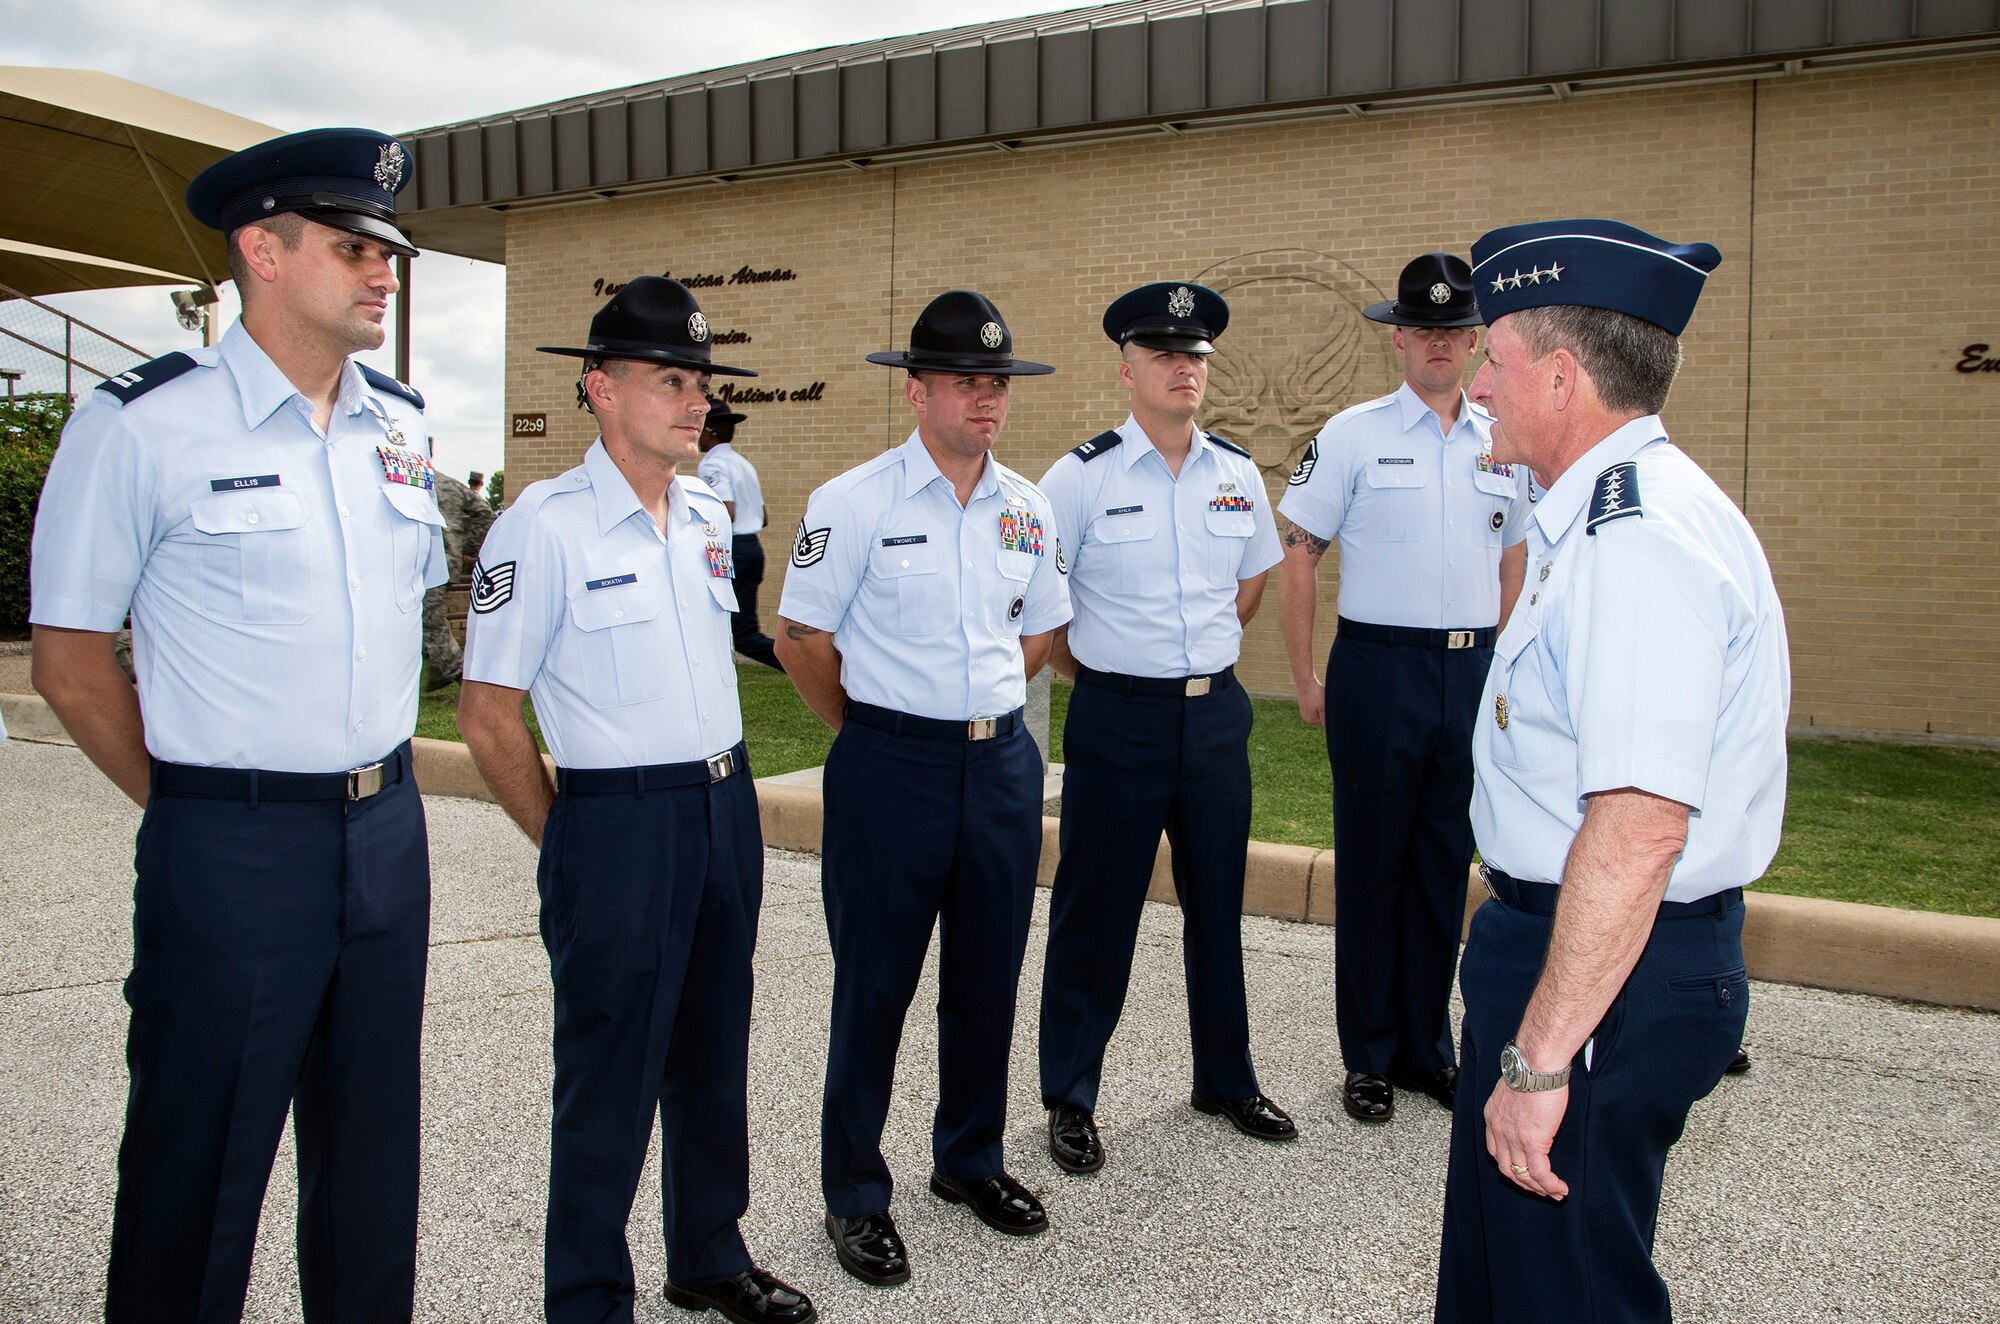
[{"x1": 419, "y1": 666, "x2": 2000, "y2": 919}]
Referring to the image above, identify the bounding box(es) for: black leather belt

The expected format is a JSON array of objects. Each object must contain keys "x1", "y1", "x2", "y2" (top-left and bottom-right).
[
  {"x1": 151, "y1": 743, "x2": 409, "y2": 802},
  {"x1": 1074, "y1": 664, "x2": 1233, "y2": 698},
  {"x1": 1338, "y1": 617, "x2": 1495, "y2": 650},
  {"x1": 845, "y1": 701, "x2": 1023, "y2": 742},
  {"x1": 1482, "y1": 865, "x2": 1742, "y2": 917},
  {"x1": 556, "y1": 743, "x2": 747, "y2": 794}
]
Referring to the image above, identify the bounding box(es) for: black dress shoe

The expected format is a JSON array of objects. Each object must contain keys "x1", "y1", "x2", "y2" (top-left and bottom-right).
[
  {"x1": 1725, "y1": 1046, "x2": 1751, "y2": 1075},
  {"x1": 928, "y1": 1170, "x2": 1048, "y2": 1236},
  {"x1": 1388, "y1": 1066, "x2": 1458, "y2": 1111},
  {"x1": 1342, "y1": 1072, "x2": 1394, "y2": 1124},
  {"x1": 1048, "y1": 1105, "x2": 1103, "y2": 1174},
  {"x1": 663, "y1": 1266, "x2": 816, "y2": 1324},
  {"x1": 1190, "y1": 1092, "x2": 1298, "y2": 1141},
  {"x1": 825, "y1": 1211, "x2": 909, "y2": 1287}
]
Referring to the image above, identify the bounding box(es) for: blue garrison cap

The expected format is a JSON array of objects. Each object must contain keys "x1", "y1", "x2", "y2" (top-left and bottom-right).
[
  {"x1": 187, "y1": 128, "x2": 418, "y2": 258},
  {"x1": 1471, "y1": 220, "x2": 1720, "y2": 336},
  {"x1": 1102, "y1": 281, "x2": 1229, "y2": 355}
]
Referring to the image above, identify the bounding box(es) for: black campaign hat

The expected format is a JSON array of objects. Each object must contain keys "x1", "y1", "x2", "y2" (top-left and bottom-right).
[
  {"x1": 866, "y1": 290, "x2": 1054, "y2": 376},
  {"x1": 537, "y1": 277, "x2": 757, "y2": 376},
  {"x1": 187, "y1": 128, "x2": 419, "y2": 258},
  {"x1": 703, "y1": 395, "x2": 747, "y2": 426},
  {"x1": 1102, "y1": 281, "x2": 1229, "y2": 355},
  {"x1": 1363, "y1": 253, "x2": 1483, "y2": 328}
]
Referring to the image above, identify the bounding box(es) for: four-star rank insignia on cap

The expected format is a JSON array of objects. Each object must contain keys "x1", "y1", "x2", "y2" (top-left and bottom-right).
[
  {"x1": 1288, "y1": 440, "x2": 1319, "y2": 487},
  {"x1": 792, "y1": 521, "x2": 831, "y2": 568},
  {"x1": 374, "y1": 141, "x2": 406, "y2": 191},
  {"x1": 1586, "y1": 461, "x2": 1642, "y2": 535},
  {"x1": 471, "y1": 559, "x2": 516, "y2": 613}
]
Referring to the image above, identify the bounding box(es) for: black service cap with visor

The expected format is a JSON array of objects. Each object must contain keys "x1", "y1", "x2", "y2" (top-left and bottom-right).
[{"x1": 186, "y1": 127, "x2": 421, "y2": 259}]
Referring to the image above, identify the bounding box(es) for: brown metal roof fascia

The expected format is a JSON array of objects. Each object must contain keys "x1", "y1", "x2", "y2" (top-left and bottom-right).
[{"x1": 396, "y1": 0, "x2": 2000, "y2": 249}]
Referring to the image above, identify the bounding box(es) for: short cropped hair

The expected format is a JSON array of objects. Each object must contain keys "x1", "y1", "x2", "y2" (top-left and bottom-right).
[
  {"x1": 223, "y1": 212, "x2": 306, "y2": 292},
  {"x1": 1508, "y1": 304, "x2": 1683, "y2": 417}
]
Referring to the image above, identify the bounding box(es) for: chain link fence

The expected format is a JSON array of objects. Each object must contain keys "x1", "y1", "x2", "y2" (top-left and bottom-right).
[{"x1": 0, "y1": 283, "x2": 159, "y2": 403}]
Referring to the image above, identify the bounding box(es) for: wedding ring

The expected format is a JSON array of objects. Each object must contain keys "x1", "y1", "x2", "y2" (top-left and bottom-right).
[{"x1": 1509, "y1": 1163, "x2": 1529, "y2": 1174}]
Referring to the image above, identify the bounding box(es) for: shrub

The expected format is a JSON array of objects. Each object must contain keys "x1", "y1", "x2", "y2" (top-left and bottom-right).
[{"x1": 0, "y1": 395, "x2": 69, "y2": 633}]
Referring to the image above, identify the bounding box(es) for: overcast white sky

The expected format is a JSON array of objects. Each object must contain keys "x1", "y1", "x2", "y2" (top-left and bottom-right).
[{"x1": 10, "y1": 0, "x2": 1085, "y2": 480}]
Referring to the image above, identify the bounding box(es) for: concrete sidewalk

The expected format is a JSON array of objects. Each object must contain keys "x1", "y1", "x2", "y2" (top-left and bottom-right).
[{"x1": 3, "y1": 737, "x2": 1996, "y2": 1322}]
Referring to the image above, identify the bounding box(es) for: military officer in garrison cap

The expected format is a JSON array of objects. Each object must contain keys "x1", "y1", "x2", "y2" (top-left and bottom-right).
[
  {"x1": 1035, "y1": 281, "x2": 1294, "y2": 1177},
  {"x1": 457, "y1": 277, "x2": 814, "y2": 1324},
  {"x1": 1277, "y1": 251, "x2": 1534, "y2": 1128},
  {"x1": 775, "y1": 290, "x2": 1070, "y2": 1287},
  {"x1": 29, "y1": 127, "x2": 444, "y2": 1318},
  {"x1": 1433, "y1": 221, "x2": 1788, "y2": 1323},
  {"x1": 698, "y1": 397, "x2": 782, "y2": 670}
]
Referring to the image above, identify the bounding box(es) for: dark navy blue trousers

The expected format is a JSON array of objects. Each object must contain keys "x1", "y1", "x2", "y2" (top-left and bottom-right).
[
  {"x1": 729, "y1": 535, "x2": 780, "y2": 670},
  {"x1": 538, "y1": 753, "x2": 763, "y2": 1322},
  {"x1": 109, "y1": 748, "x2": 429, "y2": 1324},
  {"x1": 1327, "y1": 634, "x2": 1489, "y2": 1074},
  {"x1": 819, "y1": 716, "x2": 1040, "y2": 1219},
  {"x1": 1038, "y1": 672, "x2": 1260, "y2": 1112},
  {"x1": 1435, "y1": 871, "x2": 1748, "y2": 1323}
]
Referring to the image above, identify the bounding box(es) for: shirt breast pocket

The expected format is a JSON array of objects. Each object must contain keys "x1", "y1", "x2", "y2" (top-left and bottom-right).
[
  {"x1": 869, "y1": 539, "x2": 944, "y2": 636},
  {"x1": 185, "y1": 489, "x2": 316, "y2": 625},
  {"x1": 1472, "y1": 470, "x2": 1518, "y2": 546},
  {"x1": 1489, "y1": 622, "x2": 1553, "y2": 771},
  {"x1": 1363, "y1": 464, "x2": 1427, "y2": 543},
  {"x1": 706, "y1": 574, "x2": 740, "y2": 614},
  {"x1": 1204, "y1": 508, "x2": 1255, "y2": 581},
  {"x1": 568, "y1": 581, "x2": 668, "y2": 708},
  {"x1": 381, "y1": 483, "x2": 447, "y2": 612},
  {"x1": 1088, "y1": 512, "x2": 1157, "y2": 593}
]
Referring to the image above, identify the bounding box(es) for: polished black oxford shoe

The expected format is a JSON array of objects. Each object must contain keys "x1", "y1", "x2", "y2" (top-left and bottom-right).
[
  {"x1": 928, "y1": 1170, "x2": 1048, "y2": 1235},
  {"x1": 1725, "y1": 1046, "x2": 1752, "y2": 1075},
  {"x1": 1191, "y1": 1092, "x2": 1298, "y2": 1141},
  {"x1": 825, "y1": 1211, "x2": 910, "y2": 1287},
  {"x1": 1048, "y1": 1105, "x2": 1103, "y2": 1174},
  {"x1": 663, "y1": 1266, "x2": 816, "y2": 1324},
  {"x1": 1342, "y1": 1072, "x2": 1394, "y2": 1124},
  {"x1": 1388, "y1": 1066, "x2": 1458, "y2": 1111}
]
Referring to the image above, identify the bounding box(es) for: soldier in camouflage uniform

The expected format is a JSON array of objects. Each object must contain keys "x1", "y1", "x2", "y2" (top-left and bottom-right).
[{"x1": 423, "y1": 470, "x2": 497, "y2": 690}]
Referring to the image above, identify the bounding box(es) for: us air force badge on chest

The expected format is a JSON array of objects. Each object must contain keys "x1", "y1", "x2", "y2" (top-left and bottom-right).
[
  {"x1": 999, "y1": 501, "x2": 1045, "y2": 556},
  {"x1": 792, "y1": 520, "x2": 831, "y2": 568}
]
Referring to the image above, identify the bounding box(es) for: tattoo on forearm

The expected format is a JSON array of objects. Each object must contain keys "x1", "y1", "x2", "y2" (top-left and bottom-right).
[
  {"x1": 1282, "y1": 521, "x2": 1329, "y2": 555},
  {"x1": 784, "y1": 623, "x2": 824, "y2": 640}
]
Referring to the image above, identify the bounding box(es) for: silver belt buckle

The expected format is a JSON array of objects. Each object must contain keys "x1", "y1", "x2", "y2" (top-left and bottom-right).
[
  {"x1": 1447, "y1": 630, "x2": 1475, "y2": 650},
  {"x1": 706, "y1": 750, "x2": 738, "y2": 782},
  {"x1": 966, "y1": 717, "x2": 998, "y2": 741},
  {"x1": 346, "y1": 761, "x2": 385, "y2": 800},
  {"x1": 1184, "y1": 676, "x2": 1211, "y2": 697}
]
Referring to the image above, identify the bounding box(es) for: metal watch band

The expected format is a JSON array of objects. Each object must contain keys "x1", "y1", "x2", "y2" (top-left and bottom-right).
[{"x1": 1501, "y1": 1039, "x2": 1571, "y2": 1092}]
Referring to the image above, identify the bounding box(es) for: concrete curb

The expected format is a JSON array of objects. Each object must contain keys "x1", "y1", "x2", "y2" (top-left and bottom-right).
[{"x1": 8, "y1": 692, "x2": 1998, "y2": 1012}]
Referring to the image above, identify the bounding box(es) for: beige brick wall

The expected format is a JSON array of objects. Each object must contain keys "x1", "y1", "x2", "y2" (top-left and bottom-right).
[{"x1": 501, "y1": 57, "x2": 2000, "y2": 738}]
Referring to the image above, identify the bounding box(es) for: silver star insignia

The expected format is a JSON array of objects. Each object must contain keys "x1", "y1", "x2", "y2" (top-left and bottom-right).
[
  {"x1": 1545, "y1": 261, "x2": 1563, "y2": 282},
  {"x1": 1526, "y1": 268, "x2": 1543, "y2": 285},
  {"x1": 1507, "y1": 270, "x2": 1525, "y2": 290},
  {"x1": 1491, "y1": 274, "x2": 1507, "y2": 293}
]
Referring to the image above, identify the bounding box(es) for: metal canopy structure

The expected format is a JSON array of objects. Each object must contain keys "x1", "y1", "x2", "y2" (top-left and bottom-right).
[
  {"x1": 398, "y1": 0, "x2": 2000, "y2": 263},
  {"x1": 0, "y1": 237, "x2": 194, "y2": 299},
  {"x1": 0, "y1": 66, "x2": 281, "y2": 289}
]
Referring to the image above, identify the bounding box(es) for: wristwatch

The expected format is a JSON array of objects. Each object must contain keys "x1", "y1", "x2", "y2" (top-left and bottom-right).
[{"x1": 1499, "y1": 1040, "x2": 1571, "y2": 1092}]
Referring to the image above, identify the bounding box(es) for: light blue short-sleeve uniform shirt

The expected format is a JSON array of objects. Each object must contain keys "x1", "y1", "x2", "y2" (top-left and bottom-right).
[
  {"x1": 1277, "y1": 383, "x2": 1532, "y2": 629},
  {"x1": 29, "y1": 322, "x2": 447, "y2": 773},
  {"x1": 777, "y1": 432, "x2": 1071, "y2": 722},
  {"x1": 1039, "y1": 415, "x2": 1280, "y2": 677},
  {"x1": 461, "y1": 440, "x2": 743, "y2": 769},
  {"x1": 697, "y1": 442, "x2": 765, "y2": 535},
  {"x1": 1472, "y1": 416, "x2": 1792, "y2": 903}
]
